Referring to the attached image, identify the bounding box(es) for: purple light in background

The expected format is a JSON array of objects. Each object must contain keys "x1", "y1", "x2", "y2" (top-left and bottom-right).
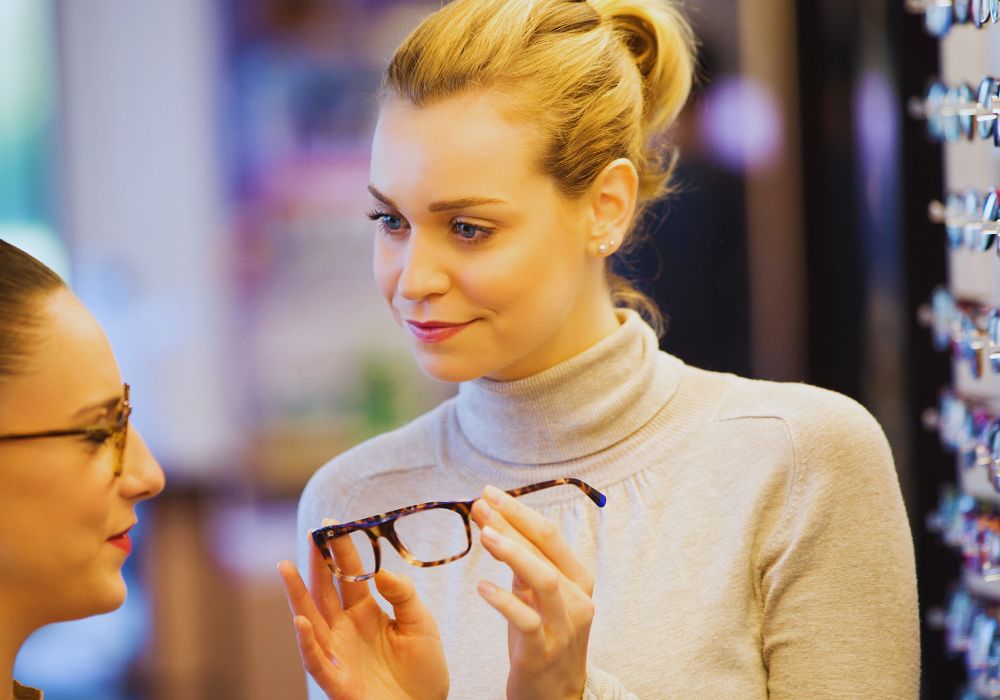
[
  {"x1": 853, "y1": 70, "x2": 899, "y2": 196},
  {"x1": 698, "y1": 75, "x2": 783, "y2": 172}
]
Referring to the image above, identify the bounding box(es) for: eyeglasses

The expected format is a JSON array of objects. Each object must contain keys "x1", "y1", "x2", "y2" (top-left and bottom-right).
[
  {"x1": 919, "y1": 287, "x2": 1000, "y2": 380},
  {"x1": 928, "y1": 188, "x2": 1000, "y2": 252},
  {"x1": 311, "y1": 477, "x2": 607, "y2": 582},
  {"x1": 928, "y1": 486, "x2": 1000, "y2": 582},
  {"x1": 0, "y1": 383, "x2": 131, "y2": 477},
  {"x1": 926, "y1": 389, "x2": 1000, "y2": 490},
  {"x1": 906, "y1": 0, "x2": 1000, "y2": 37},
  {"x1": 910, "y1": 77, "x2": 1000, "y2": 144}
]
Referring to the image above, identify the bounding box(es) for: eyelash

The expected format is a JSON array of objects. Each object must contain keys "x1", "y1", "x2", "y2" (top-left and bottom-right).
[{"x1": 365, "y1": 210, "x2": 496, "y2": 245}]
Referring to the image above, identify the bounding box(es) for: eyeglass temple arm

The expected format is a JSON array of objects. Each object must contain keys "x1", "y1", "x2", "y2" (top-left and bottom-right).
[
  {"x1": 0, "y1": 427, "x2": 97, "y2": 441},
  {"x1": 503, "y1": 477, "x2": 607, "y2": 507}
]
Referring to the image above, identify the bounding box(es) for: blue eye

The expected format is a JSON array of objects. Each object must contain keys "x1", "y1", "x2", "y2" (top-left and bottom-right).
[
  {"x1": 366, "y1": 210, "x2": 407, "y2": 234},
  {"x1": 453, "y1": 221, "x2": 494, "y2": 243},
  {"x1": 455, "y1": 223, "x2": 479, "y2": 239},
  {"x1": 381, "y1": 214, "x2": 404, "y2": 230}
]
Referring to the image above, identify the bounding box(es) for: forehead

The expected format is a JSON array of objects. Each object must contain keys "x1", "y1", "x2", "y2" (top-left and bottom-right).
[
  {"x1": 0, "y1": 289, "x2": 121, "y2": 425},
  {"x1": 370, "y1": 92, "x2": 547, "y2": 204}
]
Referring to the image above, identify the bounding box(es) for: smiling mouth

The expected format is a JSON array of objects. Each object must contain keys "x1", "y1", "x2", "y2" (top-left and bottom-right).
[
  {"x1": 107, "y1": 526, "x2": 134, "y2": 555},
  {"x1": 405, "y1": 320, "x2": 474, "y2": 343}
]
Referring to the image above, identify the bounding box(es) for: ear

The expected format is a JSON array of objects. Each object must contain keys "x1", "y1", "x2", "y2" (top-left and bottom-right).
[{"x1": 586, "y1": 158, "x2": 638, "y2": 258}]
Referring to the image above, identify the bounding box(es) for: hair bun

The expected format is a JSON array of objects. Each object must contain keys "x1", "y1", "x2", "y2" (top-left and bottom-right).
[{"x1": 612, "y1": 13, "x2": 657, "y2": 78}]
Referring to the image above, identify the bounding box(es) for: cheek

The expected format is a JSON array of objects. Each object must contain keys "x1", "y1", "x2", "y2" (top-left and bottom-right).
[
  {"x1": 0, "y1": 454, "x2": 115, "y2": 580},
  {"x1": 465, "y1": 233, "x2": 580, "y2": 313},
  {"x1": 373, "y1": 239, "x2": 399, "y2": 306}
]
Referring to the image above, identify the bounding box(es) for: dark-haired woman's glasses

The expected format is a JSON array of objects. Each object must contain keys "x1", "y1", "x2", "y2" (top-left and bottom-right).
[
  {"x1": 312, "y1": 477, "x2": 607, "y2": 582},
  {"x1": 0, "y1": 383, "x2": 131, "y2": 477}
]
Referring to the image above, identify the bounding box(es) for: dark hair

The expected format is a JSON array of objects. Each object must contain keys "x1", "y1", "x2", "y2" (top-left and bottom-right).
[{"x1": 0, "y1": 240, "x2": 67, "y2": 379}]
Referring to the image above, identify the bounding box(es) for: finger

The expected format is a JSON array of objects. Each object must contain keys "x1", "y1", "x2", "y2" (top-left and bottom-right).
[
  {"x1": 477, "y1": 579, "x2": 543, "y2": 635},
  {"x1": 324, "y1": 522, "x2": 374, "y2": 608},
  {"x1": 481, "y1": 486, "x2": 592, "y2": 586},
  {"x1": 293, "y1": 614, "x2": 346, "y2": 696},
  {"x1": 480, "y1": 525, "x2": 569, "y2": 625},
  {"x1": 373, "y1": 569, "x2": 439, "y2": 635},
  {"x1": 278, "y1": 560, "x2": 334, "y2": 650},
  {"x1": 307, "y1": 526, "x2": 344, "y2": 621}
]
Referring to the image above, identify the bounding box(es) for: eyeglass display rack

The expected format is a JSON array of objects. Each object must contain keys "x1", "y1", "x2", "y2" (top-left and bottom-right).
[{"x1": 910, "y1": 3, "x2": 1000, "y2": 695}]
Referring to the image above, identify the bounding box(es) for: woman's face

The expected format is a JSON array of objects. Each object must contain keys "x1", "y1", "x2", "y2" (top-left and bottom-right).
[
  {"x1": 0, "y1": 289, "x2": 164, "y2": 626},
  {"x1": 369, "y1": 91, "x2": 612, "y2": 382}
]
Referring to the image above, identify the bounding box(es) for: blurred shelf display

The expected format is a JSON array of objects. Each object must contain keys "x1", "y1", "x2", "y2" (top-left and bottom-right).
[{"x1": 916, "y1": 6, "x2": 1000, "y2": 693}]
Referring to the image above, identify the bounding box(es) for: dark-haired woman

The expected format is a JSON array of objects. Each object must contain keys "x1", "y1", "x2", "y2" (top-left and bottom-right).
[{"x1": 0, "y1": 240, "x2": 164, "y2": 700}]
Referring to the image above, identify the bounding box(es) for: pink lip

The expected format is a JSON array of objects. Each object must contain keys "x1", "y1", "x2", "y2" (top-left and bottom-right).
[
  {"x1": 406, "y1": 320, "x2": 473, "y2": 344},
  {"x1": 107, "y1": 529, "x2": 133, "y2": 556}
]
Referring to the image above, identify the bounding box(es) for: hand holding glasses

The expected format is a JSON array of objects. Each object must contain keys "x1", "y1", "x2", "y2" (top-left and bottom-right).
[
  {"x1": 0, "y1": 383, "x2": 131, "y2": 476},
  {"x1": 278, "y1": 477, "x2": 606, "y2": 699},
  {"x1": 311, "y1": 477, "x2": 606, "y2": 582}
]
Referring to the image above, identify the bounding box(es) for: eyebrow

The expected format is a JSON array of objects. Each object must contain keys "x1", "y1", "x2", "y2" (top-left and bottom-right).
[
  {"x1": 367, "y1": 185, "x2": 506, "y2": 213},
  {"x1": 73, "y1": 395, "x2": 122, "y2": 419}
]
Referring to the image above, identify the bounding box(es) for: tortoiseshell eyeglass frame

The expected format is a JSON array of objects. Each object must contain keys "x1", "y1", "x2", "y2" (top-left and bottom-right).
[
  {"x1": 311, "y1": 477, "x2": 607, "y2": 582},
  {"x1": 0, "y1": 383, "x2": 131, "y2": 477}
]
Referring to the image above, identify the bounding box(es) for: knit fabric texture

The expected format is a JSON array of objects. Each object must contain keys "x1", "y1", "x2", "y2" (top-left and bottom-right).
[{"x1": 298, "y1": 310, "x2": 919, "y2": 699}]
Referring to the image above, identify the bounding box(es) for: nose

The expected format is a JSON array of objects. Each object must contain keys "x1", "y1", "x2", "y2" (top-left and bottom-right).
[
  {"x1": 396, "y1": 229, "x2": 450, "y2": 301},
  {"x1": 119, "y1": 428, "x2": 165, "y2": 501}
]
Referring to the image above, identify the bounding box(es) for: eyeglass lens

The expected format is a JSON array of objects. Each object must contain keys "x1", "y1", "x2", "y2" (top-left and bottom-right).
[{"x1": 324, "y1": 506, "x2": 472, "y2": 580}]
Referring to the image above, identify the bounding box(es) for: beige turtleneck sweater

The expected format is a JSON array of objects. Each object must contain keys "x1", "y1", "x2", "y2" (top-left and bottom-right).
[{"x1": 298, "y1": 310, "x2": 919, "y2": 699}]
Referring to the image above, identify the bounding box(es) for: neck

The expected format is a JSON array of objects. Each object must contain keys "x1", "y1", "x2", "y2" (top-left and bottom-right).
[
  {"x1": 455, "y1": 307, "x2": 684, "y2": 466},
  {"x1": 486, "y1": 282, "x2": 621, "y2": 382}
]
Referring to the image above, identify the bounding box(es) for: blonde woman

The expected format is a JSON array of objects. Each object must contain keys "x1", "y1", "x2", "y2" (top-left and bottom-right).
[
  {"x1": 0, "y1": 241, "x2": 165, "y2": 700},
  {"x1": 278, "y1": 0, "x2": 919, "y2": 697}
]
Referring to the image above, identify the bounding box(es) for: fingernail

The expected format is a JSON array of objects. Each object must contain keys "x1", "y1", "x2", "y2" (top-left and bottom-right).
[
  {"x1": 478, "y1": 579, "x2": 497, "y2": 596},
  {"x1": 321, "y1": 518, "x2": 337, "y2": 526},
  {"x1": 476, "y1": 500, "x2": 495, "y2": 521},
  {"x1": 484, "y1": 484, "x2": 505, "y2": 506},
  {"x1": 482, "y1": 525, "x2": 502, "y2": 544}
]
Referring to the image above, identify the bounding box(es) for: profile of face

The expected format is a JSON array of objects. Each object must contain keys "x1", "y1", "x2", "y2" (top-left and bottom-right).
[
  {"x1": 0, "y1": 289, "x2": 164, "y2": 626},
  {"x1": 369, "y1": 91, "x2": 634, "y2": 383}
]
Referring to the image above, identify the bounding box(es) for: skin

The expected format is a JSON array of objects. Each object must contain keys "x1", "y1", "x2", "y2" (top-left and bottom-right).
[
  {"x1": 280, "y1": 90, "x2": 640, "y2": 699},
  {"x1": 0, "y1": 289, "x2": 164, "y2": 700}
]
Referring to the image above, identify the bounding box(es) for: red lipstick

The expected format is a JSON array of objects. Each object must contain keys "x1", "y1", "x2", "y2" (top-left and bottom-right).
[
  {"x1": 406, "y1": 320, "x2": 473, "y2": 344},
  {"x1": 107, "y1": 530, "x2": 133, "y2": 556}
]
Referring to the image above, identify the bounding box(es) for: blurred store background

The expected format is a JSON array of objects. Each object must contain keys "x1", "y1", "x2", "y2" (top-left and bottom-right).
[{"x1": 1, "y1": 0, "x2": 951, "y2": 697}]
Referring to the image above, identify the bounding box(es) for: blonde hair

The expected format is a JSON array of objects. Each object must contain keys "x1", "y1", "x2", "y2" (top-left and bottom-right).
[{"x1": 385, "y1": 0, "x2": 696, "y2": 335}]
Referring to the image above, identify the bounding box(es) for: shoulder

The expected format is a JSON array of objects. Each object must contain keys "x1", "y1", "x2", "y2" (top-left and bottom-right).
[
  {"x1": 690, "y1": 369, "x2": 895, "y2": 494},
  {"x1": 299, "y1": 399, "x2": 450, "y2": 524},
  {"x1": 711, "y1": 371, "x2": 888, "y2": 449}
]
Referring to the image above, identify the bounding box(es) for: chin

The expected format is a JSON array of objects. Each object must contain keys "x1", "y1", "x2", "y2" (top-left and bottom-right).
[
  {"x1": 415, "y1": 354, "x2": 490, "y2": 383},
  {"x1": 78, "y1": 574, "x2": 128, "y2": 619}
]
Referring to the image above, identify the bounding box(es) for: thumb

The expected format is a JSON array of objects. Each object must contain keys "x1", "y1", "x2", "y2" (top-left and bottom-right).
[{"x1": 373, "y1": 569, "x2": 439, "y2": 634}]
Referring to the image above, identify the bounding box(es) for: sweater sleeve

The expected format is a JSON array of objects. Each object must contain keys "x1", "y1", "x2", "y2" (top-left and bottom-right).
[
  {"x1": 759, "y1": 391, "x2": 919, "y2": 699},
  {"x1": 584, "y1": 666, "x2": 640, "y2": 699}
]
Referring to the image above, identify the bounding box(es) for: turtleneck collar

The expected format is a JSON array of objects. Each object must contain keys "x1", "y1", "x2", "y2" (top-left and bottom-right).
[{"x1": 453, "y1": 309, "x2": 684, "y2": 465}]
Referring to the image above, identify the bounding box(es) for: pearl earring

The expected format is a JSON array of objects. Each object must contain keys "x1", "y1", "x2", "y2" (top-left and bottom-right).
[{"x1": 598, "y1": 243, "x2": 608, "y2": 254}]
